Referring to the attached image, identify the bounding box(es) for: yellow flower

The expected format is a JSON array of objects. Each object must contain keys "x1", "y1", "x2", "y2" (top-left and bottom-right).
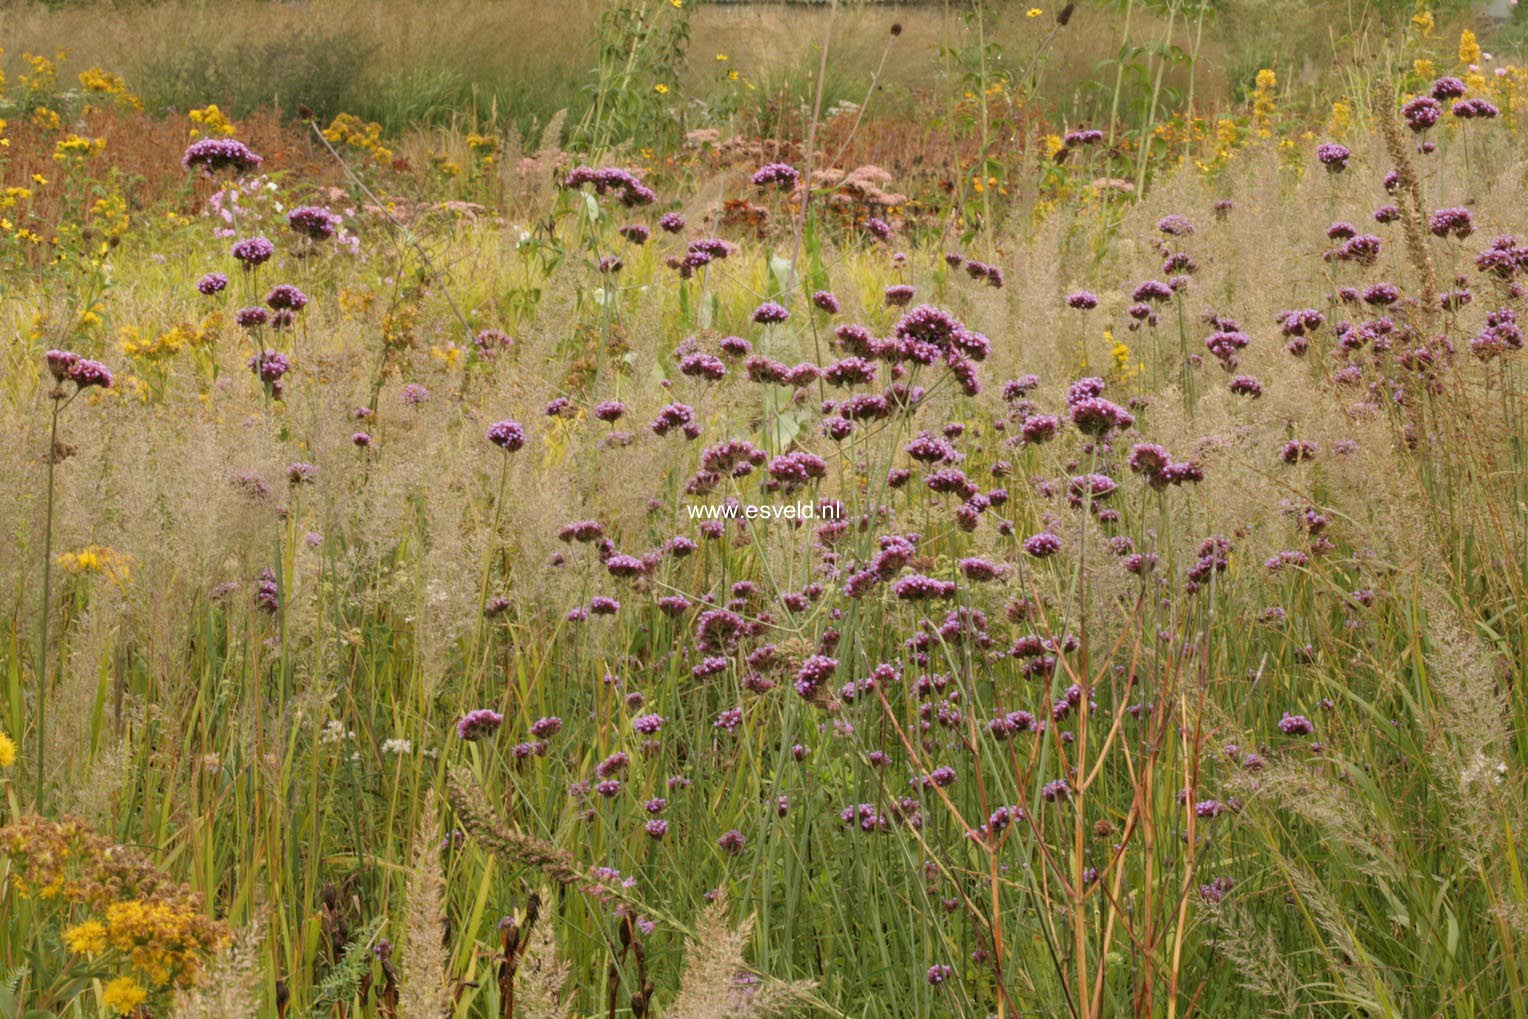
[
  {"x1": 101, "y1": 976, "x2": 147, "y2": 1016},
  {"x1": 32, "y1": 106, "x2": 62, "y2": 132},
  {"x1": 1043, "y1": 134, "x2": 1064, "y2": 158},
  {"x1": 1460, "y1": 28, "x2": 1480, "y2": 66},
  {"x1": 1412, "y1": 8, "x2": 1434, "y2": 37},
  {"x1": 1027, "y1": 7, "x2": 1043, "y2": 15},
  {"x1": 715, "y1": 53, "x2": 729, "y2": 62},
  {"x1": 1415, "y1": 57, "x2": 1436, "y2": 79},
  {"x1": 53, "y1": 134, "x2": 106, "y2": 162},
  {"x1": 670, "y1": 0, "x2": 683, "y2": 7},
  {"x1": 1255, "y1": 68, "x2": 1276, "y2": 90},
  {"x1": 63, "y1": 920, "x2": 108, "y2": 954},
  {"x1": 0, "y1": 731, "x2": 15, "y2": 768},
  {"x1": 654, "y1": 83, "x2": 670, "y2": 95}
]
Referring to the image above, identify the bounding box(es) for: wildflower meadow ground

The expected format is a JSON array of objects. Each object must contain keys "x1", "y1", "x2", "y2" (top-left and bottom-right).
[{"x1": 1, "y1": 2, "x2": 1527, "y2": 1018}]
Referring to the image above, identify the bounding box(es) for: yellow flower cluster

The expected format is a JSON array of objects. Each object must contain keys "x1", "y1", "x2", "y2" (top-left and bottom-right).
[
  {"x1": 188, "y1": 103, "x2": 235, "y2": 138},
  {"x1": 1, "y1": 816, "x2": 227, "y2": 1004},
  {"x1": 56, "y1": 545, "x2": 133, "y2": 583},
  {"x1": 1412, "y1": 8, "x2": 1434, "y2": 38},
  {"x1": 0, "y1": 731, "x2": 15, "y2": 768},
  {"x1": 32, "y1": 106, "x2": 62, "y2": 132},
  {"x1": 100, "y1": 977, "x2": 147, "y2": 1016},
  {"x1": 466, "y1": 132, "x2": 500, "y2": 159},
  {"x1": 1460, "y1": 28, "x2": 1481, "y2": 66},
  {"x1": 120, "y1": 318, "x2": 218, "y2": 361},
  {"x1": 53, "y1": 134, "x2": 106, "y2": 162},
  {"x1": 78, "y1": 67, "x2": 142, "y2": 111},
  {"x1": 19, "y1": 51, "x2": 62, "y2": 92},
  {"x1": 324, "y1": 112, "x2": 393, "y2": 163},
  {"x1": 1252, "y1": 69, "x2": 1277, "y2": 136}
]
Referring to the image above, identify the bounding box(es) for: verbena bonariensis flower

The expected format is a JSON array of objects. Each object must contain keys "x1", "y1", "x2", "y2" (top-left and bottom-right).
[
  {"x1": 182, "y1": 138, "x2": 263, "y2": 175},
  {"x1": 287, "y1": 462, "x2": 317, "y2": 485},
  {"x1": 456, "y1": 708, "x2": 503, "y2": 741},
  {"x1": 1064, "y1": 128, "x2": 1103, "y2": 146},
  {"x1": 1229, "y1": 374, "x2": 1264, "y2": 397},
  {"x1": 884, "y1": 284, "x2": 915, "y2": 307},
  {"x1": 1278, "y1": 712, "x2": 1314, "y2": 735},
  {"x1": 794, "y1": 654, "x2": 837, "y2": 699},
  {"x1": 1281, "y1": 439, "x2": 1317, "y2": 464},
  {"x1": 1374, "y1": 204, "x2": 1402, "y2": 224},
  {"x1": 197, "y1": 272, "x2": 228, "y2": 295},
  {"x1": 866, "y1": 217, "x2": 892, "y2": 241},
  {"x1": 248, "y1": 350, "x2": 289, "y2": 383},
  {"x1": 618, "y1": 223, "x2": 650, "y2": 244},
  {"x1": 487, "y1": 419, "x2": 526, "y2": 451},
  {"x1": 649, "y1": 403, "x2": 696, "y2": 438},
  {"x1": 1157, "y1": 213, "x2": 1194, "y2": 236},
  {"x1": 752, "y1": 162, "x2": 799, "y2": 188},
  {"x1": 1452, "y1": 98, "x2": 1499, "y2": 120},
  {"x1": 752, "y1": 301, "x2": 790, "y2": 325},
  {"x1": 544, "y1": 396, "x2": 573, "y2": 417},
  {"x1": 892, "y1": 575, "x2": 955, "y2": 601},
  {"x1": 680, "y1": 352, "x2": 727, "y2": 381},
  {"x1": 824, "y1": 357, "x2": 877, "y2": 388},
  {"x1": 1066, "y1": 290, "x2": 1098, "y2": 309},
  {"x1": 64, "y1": 358, "x2": 113, "y2": 389},
  {"x1": 561, "y1": 166, "x2": 656, "y2": 206},
  {"x1": 1024, "y1": 532, "x2": 1061, "y2": 558},
  {"x1": 236, "y1": 306, "x2": 269, "y2": 329},
  {"x1": 288, "y1": 205, "x2": 341, "y2": 240},
  {"x1": 593, "y1": 400, "x2": 626, "y2": 422},
  {"x1": 1402, "y1": 95, "x2": 1442, "y2": 132},
  {"x1": 717, "y1": 829, "x2": 747, "y2": 854},
  {"x1": 1132, "y1": 280, "x2": 1173, "y2": 303},
  {"x1": 231, "y1": 236, "x2": 275, "y2": 268},
  {"x1": 1429, "y1": 207, "x2": 1473, "y2": 240},
  {"x1": 46, "y1": 349, "x2": 79, "y2": 381},
  {"x1": 1432, "y1": 76, "x2": 1467, "y2": 100},
  {"x1": 657, "y1": 211, "x2": 685, "y2": 233},
  {"x1": 766, "y1": 451, "x2": 828, "y2": 491},
  {"x1": 1316, "y1": 142, "x2": 1351, "y2": 172},
  {"x1": 253, "y1": 568, "x2": 280, "y2": 613},
  {"x1": 1070, "y1": 396, "x2": 1134, "y2": 435},
  {"x1": 812, "y1": 290, "x2": 841, "y2": 314},
  {"x1": 265, "y1": 284, "x2": 308, "y2": 311}
]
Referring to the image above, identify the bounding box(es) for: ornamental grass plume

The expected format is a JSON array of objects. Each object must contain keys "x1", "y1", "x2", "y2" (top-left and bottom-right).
[
  {"x1": 399, "y1": 799, "x2": 452, "y2": 1019},
  {"x1": 445, "y1": 767, "x2": 585, "y2": 888},
  {"x1": 666, "y1": 892, "x2": 816, "y2": 1019}
]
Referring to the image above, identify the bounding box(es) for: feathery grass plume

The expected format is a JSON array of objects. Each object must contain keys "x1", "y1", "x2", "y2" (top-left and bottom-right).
[
  {"x1": 513, "y1": 898, "x2": 570, "y2": 1019},
  {"x1": 1421, "y1": 594, "x2": 1517, "y2": 864},
  {"x1": 170, "y1": 919, "x2": 264, "y2": 1019},
  {"x1": 1374, "y1": 80, "x2": 1437, "y2": 312},
  {"x1": 399, "y1": 799, "x2": 452, "y2": 1019},
  {"x1": 1204, "y1": 900, "x2": 1303, "y2": 1015},
  {"x1": 445, "y1": 767, "x2": 583, "y2": 887},
  {"x1": 303, "y1": 917, "x2": 384, "y2": 1019},
  {"x1": 1234, "y1": 757, "x2": 1394, "y2": 870},
  {"x1": 1281, "y1": 863, "x2": 1398, "y2": 1015},
  {"x1": 667, "y1": 892, "x2": 816, "y2": 1019}
]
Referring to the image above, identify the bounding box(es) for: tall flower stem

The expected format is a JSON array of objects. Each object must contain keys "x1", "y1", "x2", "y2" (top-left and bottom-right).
[{"x1": 35, "y1": 395, "x2": 63, "y2": 807}]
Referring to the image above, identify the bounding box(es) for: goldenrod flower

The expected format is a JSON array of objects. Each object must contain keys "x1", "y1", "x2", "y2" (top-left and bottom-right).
[
  {"x1": 1460, "y1": 28, "x2": 1481, "y2": 66},
  {"x1": 63, "y1": 919, "x2": 108, "y2": 954},
  {"x1": 0, "y1": 731, "x2": 15, "y2": 768},
  {"x1": 1412, "y1": 8, "x2": 1435, "y2": 37},
  {"x1": 101, "y1": 976, "x2": 147, "y2": 1016}
]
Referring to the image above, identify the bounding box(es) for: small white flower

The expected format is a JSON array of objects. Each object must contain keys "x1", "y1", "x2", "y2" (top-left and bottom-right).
[
  {"x1": 382, "y1": 738, "x2": 413, "y2": 756},
  {"x1": 321, "y1": 720, "x2": 353, "y2": 745}
]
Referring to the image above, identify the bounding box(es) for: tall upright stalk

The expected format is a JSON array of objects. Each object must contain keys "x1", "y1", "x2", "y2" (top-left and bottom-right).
[{"x1": 35, "y1": 396, "x2": 63, "y2": 807}]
